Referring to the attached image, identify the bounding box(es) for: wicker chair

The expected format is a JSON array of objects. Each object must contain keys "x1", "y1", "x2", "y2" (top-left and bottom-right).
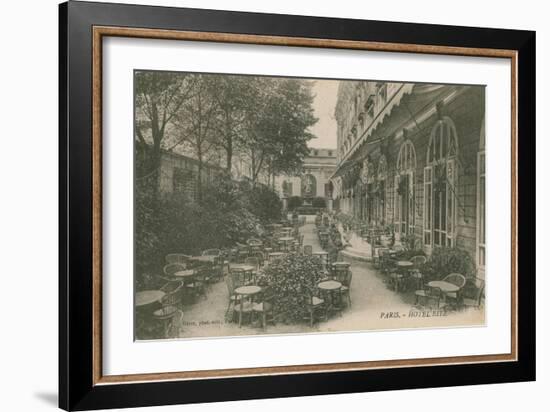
[
  {"x1": 441, "y1": 273, "x2": 467, "y2": 309},
  {"x1": 301, "y1": 287, "x2": 327, "y2": 327},
  {"x1": 339, "y1": 269, "x2": 353, "y2": 307},
  {"x1": 202, "y1": 248, "x2": 221, "y2": 256},
  {"x1": 414, "y1": 285, "x2": 443, "y2": 309},
  {"x1": 153, "y1": 282, "x2": 183, "y2": 338},
  {"x1": 245, "y1": 256, "x2": 260, "y2": 271},
  {"x1": 229, "y1": 268, "x2": 247, "y2": 289},
  {"x1": 179, "y1": 267, "x2": 206, "y2": 302},
  {"x1": 462, "y1": 278, "x2": 485, "y2": 310},
  {"x1": 165, "y1": 253, "x2": 191, "y2": 265},
  {"x1": 409, "y1": 255, "x2": 427, "y2": 289},
  {"x1": 373, "y1": 247, "x2": 389, "y2": 269},
  {"x1": 378, "y1": 248, "x2": 394, "y2": 275},
  {"x1": 252, "y1": 286, "x2": 275, "y2": 329},
  {"x1": 225, "y1": 275, "x2": 241, "y2": 320},
  {"x1": 303, "y1": 245, "x2": 313, "y2": 255},
  {"x1": 162, "y1": 263, "x2": 186, "y2": 283},
  {"x1": 244, "y1": 257, "x2": 261, "y2": 283}
]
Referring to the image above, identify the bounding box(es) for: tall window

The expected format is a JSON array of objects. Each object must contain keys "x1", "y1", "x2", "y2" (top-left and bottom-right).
[
  {"x1": 476, "y1": 119, "x2": 486, "y2": 273},
  {"x1": 424, "y1": 117, "x2": 459, "y2": 247},
  {"x1": 395, "y1": 140, "x2": 416, "y2": 236},
  {"x1": 377, "y1": 155, "x2": 388, "y2": 225}
]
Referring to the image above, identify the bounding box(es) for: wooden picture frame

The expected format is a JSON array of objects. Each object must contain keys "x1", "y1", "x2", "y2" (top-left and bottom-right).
[{"x1": 59, "y1": 1, "x2": 535, "y2": 410}]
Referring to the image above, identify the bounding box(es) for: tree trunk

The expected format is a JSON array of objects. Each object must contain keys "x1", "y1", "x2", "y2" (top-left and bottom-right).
[
  {"x1": 197, "y1": 148, "x2": 203, "y2": 203},
  {"x1": 225, "y1": 138, "x2": 233, "y2": 174}
]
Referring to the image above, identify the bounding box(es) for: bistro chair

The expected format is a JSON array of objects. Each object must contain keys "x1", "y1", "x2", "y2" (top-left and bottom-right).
[
  {"x1": 462, "y1": 278, "x2": 485, "y2": 310},
  {"x1": 252, "y1": 286, "x2": 276, "y2": 330},
  {"x1": 262, "y1": 247, "x2": 274, "y2": 261},
  {"x1": 165, "y1": 253, "x2": 191, "y2": 265},
  {"x1": 303, "y1": 245, "x2": 313, "y2": 255},
  {"x1": 409, "y1": 255, "x2": 427, "y2": 289},
  {"x1": 301, "y1": 287, "x2": 327, "y2": 327},
  {"x1": 224, "y1": 275, "x2": 241, "y2": 320},
  {"x1": 332, "y1": 265, "x2": 350, "y2": 283},
  {"x1": 162, "y1": 263, "x2": 186, "y2": 282},
  {"x1": 379, "y1": 249, "x2": 396, "y2": 276},
  {"x1": 244, "y1": 257, "x2": 261, "y2": 282},
  {"x1": 414, "y1": 285, "x2": 443, "y2": 309},
  {"x1": 340, "y1": 269, "x2": 353, "y2": 308},
  {"x1": 182, "y1": 268, "x2": 206, "y2": 302},
  {"x1": 247, "y1": 238, "x2": 263, "y2": 246},
  {"x1": 153, "y1": 283, "x2": 183, "y2": 338},
  {"x1": 202, "y1": 248, "x2": 221, "y2": 256},
  {"x1": 248, "y1": 251, "x2": 265, "y2": 268},
  {"x1": 229, "y1": 268, "x2": 248, "y2": 288},
  {"x1": 442, "y1": 273, "x2": 467, "y2": 309},
  {"x1": 235, "y1": 243, "x2": 249, "y2": 262},
  {"x1": 208, "y1": 255, "x2": 225, "y2": 282}
]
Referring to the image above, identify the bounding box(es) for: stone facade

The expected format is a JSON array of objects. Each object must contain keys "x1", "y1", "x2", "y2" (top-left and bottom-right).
[
  {"x1": 276, "y1": 148, "x2": 337, "y2": 200},
  {"x1": 331, "y1": 82, "x2": 486, "y2": 277}
]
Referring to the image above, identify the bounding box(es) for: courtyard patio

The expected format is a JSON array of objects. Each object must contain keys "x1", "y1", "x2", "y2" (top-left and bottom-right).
[{"x1": 136, "y1": 215, "x2": 485, "y2": 341}]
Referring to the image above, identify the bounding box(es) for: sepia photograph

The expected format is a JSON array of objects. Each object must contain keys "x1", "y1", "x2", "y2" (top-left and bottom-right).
[{"x1": 134, "y1": 71, "x2": 486, "y2": 340}]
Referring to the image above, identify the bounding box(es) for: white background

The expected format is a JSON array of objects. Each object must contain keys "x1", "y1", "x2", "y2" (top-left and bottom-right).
[
  {"x1": 103, "y1": 37, "x2": 511, "y2": 376},
  {"x1": 0, "y1": 0, "x2": 546, "y2": 411}
]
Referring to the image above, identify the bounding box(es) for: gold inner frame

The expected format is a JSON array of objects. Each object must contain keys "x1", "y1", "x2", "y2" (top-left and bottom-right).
[{"x1": 91, "y1": 26, "x2": 518, "y2": 385}]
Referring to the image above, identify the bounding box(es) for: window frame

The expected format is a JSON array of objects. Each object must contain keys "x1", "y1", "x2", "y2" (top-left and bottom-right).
[{"x1": 424, "y1": 116, "x2": 459, "y2": 248}]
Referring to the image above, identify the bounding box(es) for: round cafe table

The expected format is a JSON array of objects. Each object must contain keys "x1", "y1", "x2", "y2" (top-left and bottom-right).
[
  {"x1": 174, "y1": 270, "x2": 196, "y2": 288},
  {"x1": 230, "y1": 264, "x2": 257, "y2": 285},
  {"x1": 278, "y1": 236, "x2": 295, "y2": 252},
  {"x1": 230, "y1": 264, "x2": 255, "y2": 272},
  {"x1": 234, "y1": 285, "x2": 262, "y2": 327},
  {"x1": 427, "y1": 280, "x2": 460, "y2": 294},
  {"x1": 313, "y1": 251, "x2": 329, "y2": 268},
  {"x1": 189, "y1": 255, "x2": 216, "y2": 264},
  {"x1": 174, "y1": 269, "x2": 195, "y2": 279},
  {"x1": 317, "y1": 280, "x2": 342, "y2": 315},
  {"x1": 135, "y1": 290, "x2": 165, "y2": 307},
  {"x1": 268, "y1": 252, "x2": 285, "y2": 263},
  {"x1": 317, "y1": 280, "x2": 342, "y2": 291},
  {"x1": 332, "y1": 261, "x2": 351, "y2": 267}
]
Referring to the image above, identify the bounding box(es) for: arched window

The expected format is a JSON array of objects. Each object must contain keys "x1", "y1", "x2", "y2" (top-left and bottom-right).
[
  {"x1": 423, "y1": 116, "x2": 459, "y2": 247},
  {"x1": 476, "y1": 118, "x2": 485, "y2": 275},
  {"x1": 395, "y1": 140, "x2": 417, "y2": 236}
]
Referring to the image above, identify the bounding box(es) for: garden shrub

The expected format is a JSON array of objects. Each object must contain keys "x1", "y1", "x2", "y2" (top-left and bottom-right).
[
  {"x1": 423, "y1": 246, "x2": 476, "y2": 281},
  {"x1": 257, "y1": 254, "x2": 325, "y2": 322},
  {"x1": 287, "y1": 196, "x2": 303, "y2": 210},
  {"x1": 135, "y1": 175, "x2": 272, "y2": 287},
  {"x1": 311, "y1": 196, "x2": 327, "y2": 208}
]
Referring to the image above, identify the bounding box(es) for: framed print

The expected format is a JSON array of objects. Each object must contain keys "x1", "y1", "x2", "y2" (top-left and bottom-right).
[{"x1": 59, "y1": 1, "x2": 535, "y2": 410}]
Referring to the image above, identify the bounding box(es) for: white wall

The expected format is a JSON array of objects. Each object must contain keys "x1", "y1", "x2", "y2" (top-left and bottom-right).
[{"x1": 0, "y1": 0, "x2": 547, "y2": 411}]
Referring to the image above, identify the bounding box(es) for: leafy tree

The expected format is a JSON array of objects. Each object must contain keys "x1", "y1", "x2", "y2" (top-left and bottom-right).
[
  {"x1": 134, "y1": 71, "x2": 196, "y2": 180},
  {"x1": 241, "y1": 78, "x2": 317, "y2": 186},
  {"x1": 171, "y1": 75, "x2": 220, "y2": 202},
  {"x1": 206, "y1": 75, "x2": 253, "y2": 173}
]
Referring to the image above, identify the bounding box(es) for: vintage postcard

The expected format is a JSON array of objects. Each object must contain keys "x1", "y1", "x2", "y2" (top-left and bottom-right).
[{"x1": 134, "y1": 71, "x2": 485, "y2": 340}]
